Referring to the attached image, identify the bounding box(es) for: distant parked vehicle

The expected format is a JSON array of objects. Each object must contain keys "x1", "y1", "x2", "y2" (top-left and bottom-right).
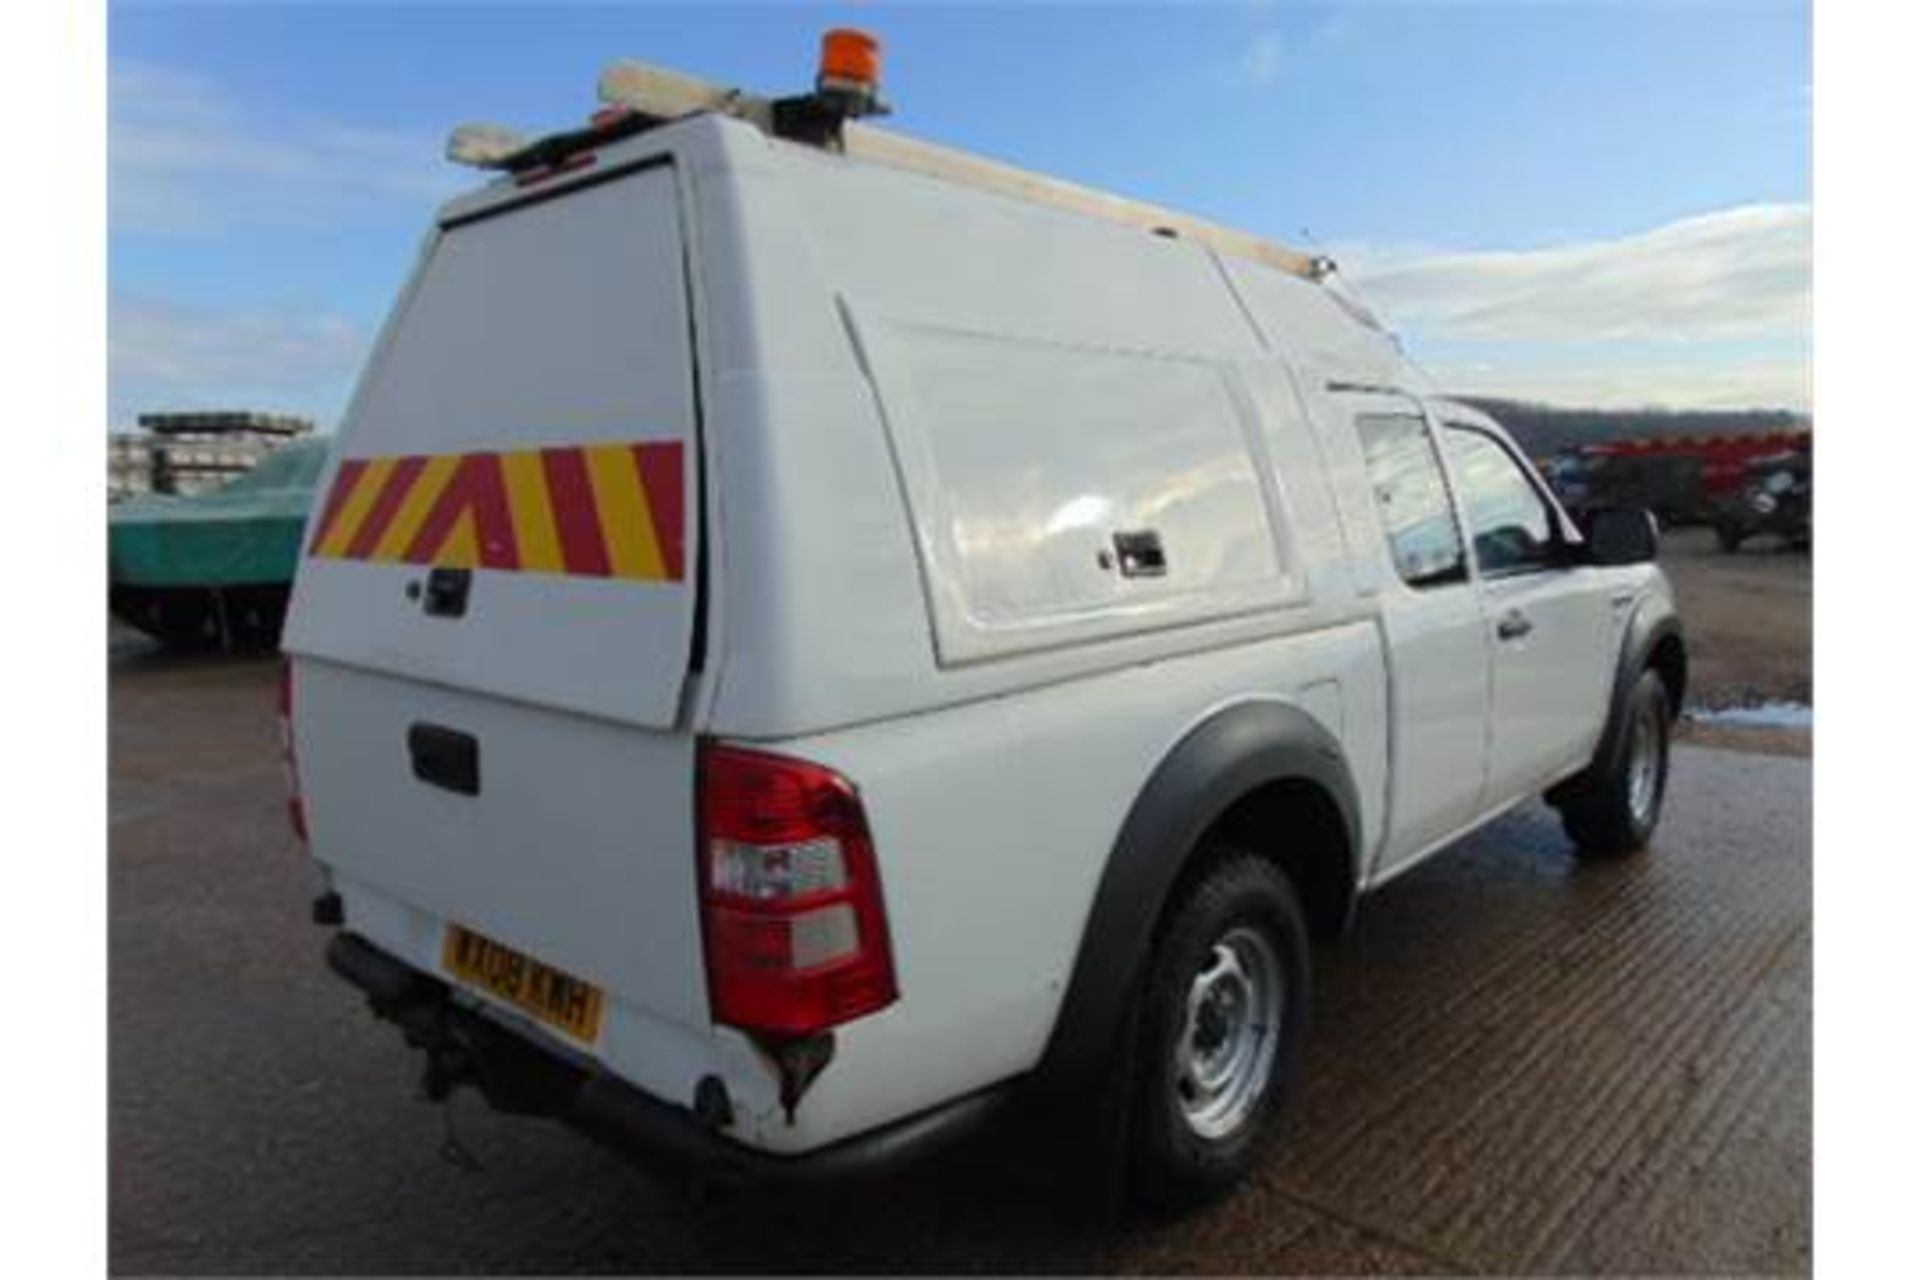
[
  {"x1": 1713, "y1": 450, "x2": 1810, "y2": 553},
  {"x1": 109, "y1": 438, "x2": 330, "y2": 651},
  {"x1": 1547, "y1": 432, "x2": 1812, "y2": 530}
]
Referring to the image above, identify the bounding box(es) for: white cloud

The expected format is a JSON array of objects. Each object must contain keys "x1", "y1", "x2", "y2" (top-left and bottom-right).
[
  {"x1": 1427, "y1": 357, "x2": 1810, "y2": 414},
  {"x1": 1335, "y1": 204, "x2": 1811, "y2": 410},
  {"x1": 110, "y1": 59, "x2": 461, "y2": 233},
  {"x1": 109, "y1": 297, "x2": 367, "y2": 429},
  {"x1": 1348, "y1": 204, "x2": 1811, "y2": 345}
]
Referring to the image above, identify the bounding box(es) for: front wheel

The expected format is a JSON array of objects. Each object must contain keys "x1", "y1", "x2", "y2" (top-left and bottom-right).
[
  {"x1": 1126, "y1": 852, "x2": 1309, "y2": 1211},
  {"x1": 1555, "y1": 668, "x2": 1673, "y2": 858}
]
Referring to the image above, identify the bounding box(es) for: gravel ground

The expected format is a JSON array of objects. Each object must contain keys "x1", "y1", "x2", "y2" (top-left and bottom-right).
[
  {"x1": 1657, "y1": 526, "x2": 1811, "y2": 711},
  {"x1": 110, "y1": 654, "x2": 1810, "y2": 1275}
]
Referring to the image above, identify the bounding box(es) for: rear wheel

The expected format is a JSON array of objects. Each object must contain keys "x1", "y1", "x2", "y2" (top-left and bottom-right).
[
  {"x1": 1556, "y1": 668, "x2": 1672, "y2": 858},
  {"x1": 1126, "y1": 852, "x2": 1309, "y2": 1211}
]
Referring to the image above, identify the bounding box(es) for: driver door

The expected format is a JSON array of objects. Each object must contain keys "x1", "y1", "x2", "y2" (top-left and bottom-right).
[{"x1": 1440, "y1": 419, "x2": 1615, "y2": 807}]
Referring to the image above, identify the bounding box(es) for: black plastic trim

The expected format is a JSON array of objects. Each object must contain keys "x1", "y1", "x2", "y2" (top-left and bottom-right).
[
  {"x1": 571, "y1": 1070, "x2": 1005, "y2": 1188},
  {"x1": 669, "y1": 154, "x2": 709, "y2": 681},
  {"x1": 439, "y1": 154, "x2": 676, "y2": 232},
  {"x1": 1573, "y1": 599, "x2": 1686, "y2": 789},
  {"x1": 1034, "y1": 700, "x2": 1359, "y2": 1094}
]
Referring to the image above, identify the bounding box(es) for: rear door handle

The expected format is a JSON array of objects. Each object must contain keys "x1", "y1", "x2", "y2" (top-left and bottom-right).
[
  {"x1": 408, "y1": 723, "x2": 480, "y2": 796},
  {"x1": 422, "y1": 567, "x2": 472, "y2": 619},
  {"x1": 1496, "y1": 610, "x2": 1533, "y2": 641}
]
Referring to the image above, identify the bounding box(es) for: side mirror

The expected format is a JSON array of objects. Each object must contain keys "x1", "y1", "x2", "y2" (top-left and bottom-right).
[{"x1": 1585, "y1": 508, "x2": 1659, "y2": 566}]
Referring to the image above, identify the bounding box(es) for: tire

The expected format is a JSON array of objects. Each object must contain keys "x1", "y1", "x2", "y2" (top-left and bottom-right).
[
  {"x1": 1126, "y1": 851, "x2": 1309, "y2": 1212},
  {"x1": 1556, "y1": 669, "x2": 1672, "y2": 859},
  {"x1": 1715, "y1": 523, "x2": 1744, "y2": 553}
]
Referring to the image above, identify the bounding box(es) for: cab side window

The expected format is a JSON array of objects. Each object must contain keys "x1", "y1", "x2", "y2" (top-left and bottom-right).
[
  {"x1": 1444, "y1": 425, "x2": 1559, "y2": 575},
  {"x1": 1356, "y1": 413, "x2": 1467, "y2": 588}
]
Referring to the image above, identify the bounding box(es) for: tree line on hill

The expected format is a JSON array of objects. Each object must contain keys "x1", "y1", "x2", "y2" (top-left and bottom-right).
[{"x1": 1454, "y1": 398, "x2": 1811, "y2": 457}]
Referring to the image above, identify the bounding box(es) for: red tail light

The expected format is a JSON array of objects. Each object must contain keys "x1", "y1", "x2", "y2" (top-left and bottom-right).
[
  {"x1": 278, "y1": 660, "x2": 308, "y2": 843},
  {"x1": 697, "y1": 744, "x2": 897, "y2": 1035}
]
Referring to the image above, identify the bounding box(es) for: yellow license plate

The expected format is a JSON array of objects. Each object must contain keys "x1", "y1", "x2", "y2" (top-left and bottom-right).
[{"x1": 442, "y1": 924, "x2": 605, "y2": 1044}]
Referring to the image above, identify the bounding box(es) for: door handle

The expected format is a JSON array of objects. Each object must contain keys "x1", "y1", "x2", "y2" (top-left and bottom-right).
[
  {"x1": 1495, "y1": 610, "x2": 1533, "y2": 641},
  {"x1": 408, "y1": 723, "x2": 480, "y2": 796},
  {"x1": 1110, "y1": 529, "x2": 1167, "y2": 578},
  {"x1": 422, "y1": 567, "x2": 471, "y2": 619}
]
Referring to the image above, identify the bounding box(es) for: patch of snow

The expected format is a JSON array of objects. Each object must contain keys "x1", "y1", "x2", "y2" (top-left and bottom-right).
[{"x1": 1690, "y1": 702, "x2": 1812, "y2": 730}]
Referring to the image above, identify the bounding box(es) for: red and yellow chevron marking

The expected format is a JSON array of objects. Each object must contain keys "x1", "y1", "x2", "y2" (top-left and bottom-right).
[{"x1": 306, "y1": 441, "x2": 685, "y2": 583}]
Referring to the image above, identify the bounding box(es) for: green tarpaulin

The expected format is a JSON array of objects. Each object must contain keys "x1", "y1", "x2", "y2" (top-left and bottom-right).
[{"x1": 109, "y1": 439, "x2": 330, "y2": 588}]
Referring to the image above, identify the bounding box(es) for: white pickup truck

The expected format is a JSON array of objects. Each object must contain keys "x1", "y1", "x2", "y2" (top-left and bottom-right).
[{"x1": 281, "y1": 46, "x2": 1686, "y2": 1211}]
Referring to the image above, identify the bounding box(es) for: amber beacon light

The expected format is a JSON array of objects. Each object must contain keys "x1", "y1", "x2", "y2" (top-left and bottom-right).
[{"x1": 817, "y1": 28, "x2": 883, "y2": 107}]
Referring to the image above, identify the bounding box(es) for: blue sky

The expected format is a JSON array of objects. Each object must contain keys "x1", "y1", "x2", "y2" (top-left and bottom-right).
[{"x1": 109, "y1": 1, "x2": 1811, "y2": 428}]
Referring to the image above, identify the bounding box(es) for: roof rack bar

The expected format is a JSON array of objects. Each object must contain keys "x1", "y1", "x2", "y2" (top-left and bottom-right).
[
  {"x1": 592, "y1": 58, "x2": 1331, "y2": 284},
  {"x1": 840, "y1": 123, "x2": 1329, "y2": 282}
]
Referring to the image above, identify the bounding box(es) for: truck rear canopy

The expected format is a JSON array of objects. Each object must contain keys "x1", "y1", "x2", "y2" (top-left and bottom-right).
[{"x1": 284, "y1": 162, "x2": 699, "y2": 729}]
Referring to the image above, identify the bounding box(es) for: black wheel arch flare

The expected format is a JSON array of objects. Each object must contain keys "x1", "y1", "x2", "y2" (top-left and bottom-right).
[
  {"x1": 1554, "y1": 597, "x2": 1687, "y2": 803},
  {"x1": 1033, "y1": 699, "x2": 1361, "y2": 1095}
]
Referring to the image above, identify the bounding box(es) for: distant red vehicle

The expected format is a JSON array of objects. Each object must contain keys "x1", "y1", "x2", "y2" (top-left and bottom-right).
[
  {"x1": 1546, "y1": 431, "x2": 1812, "y2": 527},
  {"x1": 1582, "y1": 431, "x2": 1811, "y2": 499}
]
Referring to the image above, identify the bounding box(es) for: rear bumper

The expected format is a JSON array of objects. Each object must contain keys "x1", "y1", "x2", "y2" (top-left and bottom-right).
[{"x1": 325, "y1": 931, "x2": 1006, "y2": 1186}]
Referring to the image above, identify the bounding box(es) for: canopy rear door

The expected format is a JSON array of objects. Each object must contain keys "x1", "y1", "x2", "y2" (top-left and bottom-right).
[{"x1": 284, "y1": 163, "x2": 700, "y2": 728}]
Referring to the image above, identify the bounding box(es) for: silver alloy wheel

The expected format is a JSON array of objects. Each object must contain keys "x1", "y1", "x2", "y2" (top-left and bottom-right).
[
  {"x1": 1626, "y1": 697, "x2": 1665, "y2": 827},
  {"x1": 1174, "y1": 925, "x2": 1283, "y2": 1141}
]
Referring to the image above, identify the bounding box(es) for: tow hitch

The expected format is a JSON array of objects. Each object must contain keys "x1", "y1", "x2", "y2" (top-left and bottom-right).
[{"x1": 326, "y1": 933, "x2": 583, "y2": 1120}]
